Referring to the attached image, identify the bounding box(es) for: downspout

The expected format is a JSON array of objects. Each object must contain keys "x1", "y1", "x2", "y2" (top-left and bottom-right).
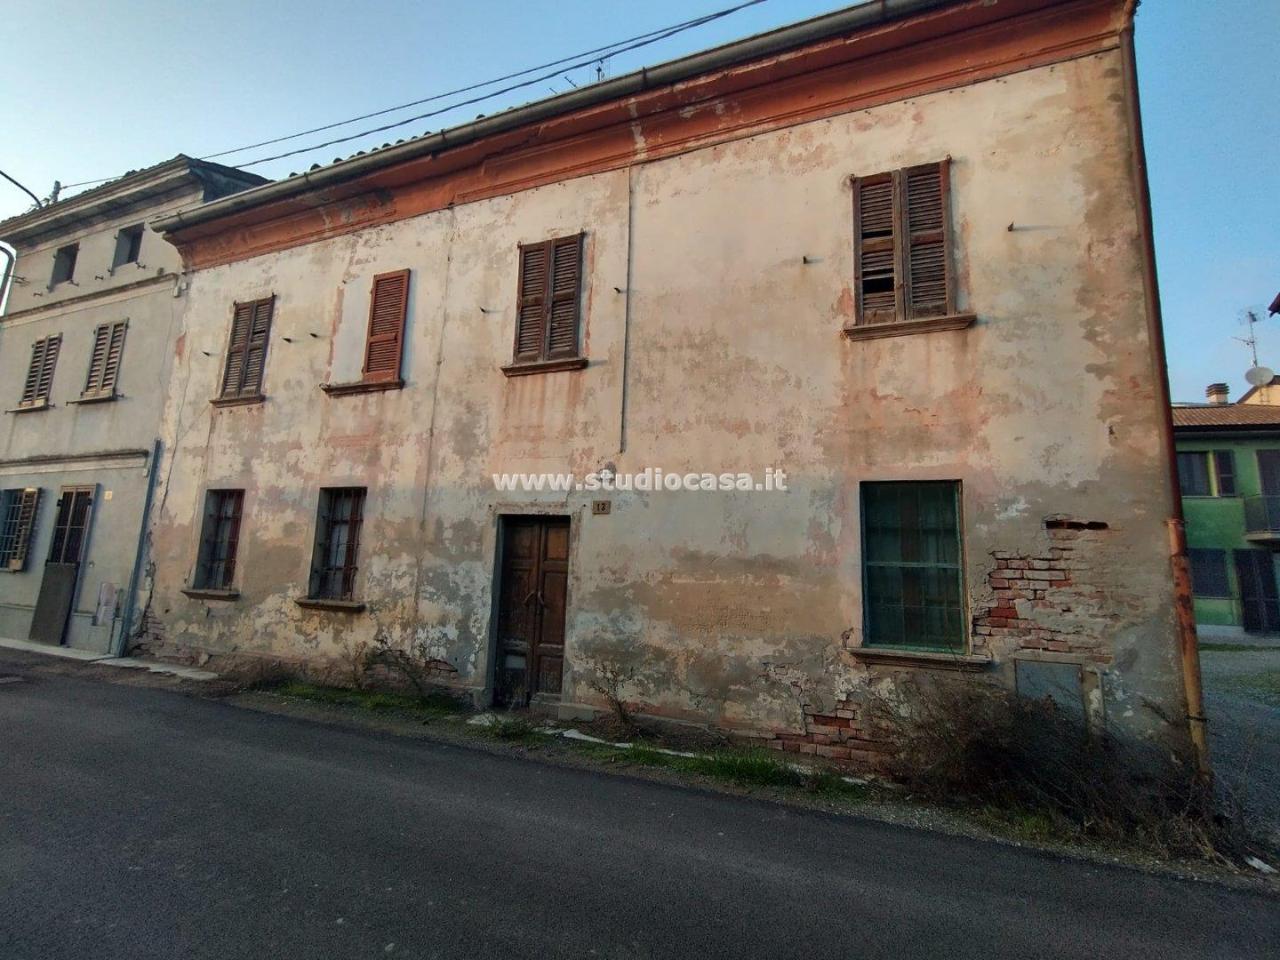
[
  {"x1": 114, "y1": 439, "x2": 162, "y2": 657},
  {"x1": 1118, "y1": 2, "x2": 1210, "y2": 778}
]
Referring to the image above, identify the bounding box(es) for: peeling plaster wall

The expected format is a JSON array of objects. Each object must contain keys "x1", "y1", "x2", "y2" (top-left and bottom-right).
[{"x1": 146, "y1": 50, "x2": 1187, "y2": 753}]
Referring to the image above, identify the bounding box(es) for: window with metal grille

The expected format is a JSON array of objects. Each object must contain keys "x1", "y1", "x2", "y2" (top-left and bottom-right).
[
  {"x1": 861, "y1": 481, "x2": 965, "y2": 651},
  {"x1": 112, "y1": 225, "x2": 144, "y2": 270},
  {"x1": 852, "y1": 161, "x2": 953, "y2": 325},
  {"x1": 19, "y1": 334, "x2": 61, "y2": 407},
  {"x1": 47, "y1": 487, "x2": 93, "y2": 564},
  {"x1": 82, "y1": 320, "x2": 128, "y2": 399},
  {"x1": 50, "y1": 243, "x2": 78, "y2": 286},
  {"x1": 0, "y1": 488, "x2": 41, "y2": 571},
  {"x1": 512, "y1": 234, "x2": 584, "y2": 364},
  {"x1": 1188, "y1": 548, "x2": 1230, "y2": 599},
  {"x1": 1213, "y1": 450, "x2": 1237, "y2": 497},
  {"x1": 1177, "y1": 452, "x2": 1211, "y2": 497},
  {"x1": 309, "y1": 488, "x2": 366, "y2": 600},
  {"x1": 219, "y1": 296, "x2": 274, "y2": 400},
  {"x1": 194, "y1": 490, "x2": 244, "y2": 590},
  {"x1": 361, "y1": 269, "x2": 410, "y2": 383}
]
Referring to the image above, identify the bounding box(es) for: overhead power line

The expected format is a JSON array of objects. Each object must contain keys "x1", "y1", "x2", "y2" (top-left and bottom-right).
[{"x1": 59, "y1": 0, "x2": 766, "y2": 190}]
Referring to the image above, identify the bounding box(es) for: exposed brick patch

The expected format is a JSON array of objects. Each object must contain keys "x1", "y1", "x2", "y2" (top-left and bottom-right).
[
  {"x1": 973, "y1": 522, "x2": 1115, "y2": 663},
  {"x1": 761, "y1": 699, "x2": 896, "y2": 769}
]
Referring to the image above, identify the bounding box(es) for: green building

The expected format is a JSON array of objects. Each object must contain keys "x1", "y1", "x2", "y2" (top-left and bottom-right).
[{"x1": 1174, "y1": 382, "x2": 1280, "y2": 635}]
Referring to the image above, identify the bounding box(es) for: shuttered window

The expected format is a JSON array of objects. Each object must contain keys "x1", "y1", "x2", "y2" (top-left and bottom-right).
[
  {"x1": 862, "y1": 481, "x2": 965, "y2": 651},
  {"x1": 1188, "y1": 548, "x2": 1230, "y2": 599},
  {"x1": 513, "y1": 234, "x2": 584, "y2": 364},
  {"x1": 1177, "y1": 452, "x2": 1211, "y2": 497},
  {"x1": 220, "y1": 296, "x2": 274, "y2": 400},
  {"x1": 20, "y1": 335, "x2": 61, "y2": 407},
  {"x1": 362, "y1": 269, "x2": 410, "y2": 383},
  {"x1": 194, "y1": 490, "x2": 244, "y2": 590},
  {"x1": 1213, "y1": 451, "x2": 1237, "y2": 497},
  {"x1": 82, "y1": 320, "x2": 128, "y2": 399},
  {"x1": 853, "y1": 161, "x2": 953, "y2": 325},
  {"x1": 309, "y1": 487, "x2": 366, "y2": 601},
  {"x1": 0, "y1": 488, "x2": 41, "y2": 572}
]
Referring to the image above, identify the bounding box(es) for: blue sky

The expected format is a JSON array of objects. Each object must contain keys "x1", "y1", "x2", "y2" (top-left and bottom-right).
[{"x1": 2, "y1": 0, "x2": 1275, "y2": 402}]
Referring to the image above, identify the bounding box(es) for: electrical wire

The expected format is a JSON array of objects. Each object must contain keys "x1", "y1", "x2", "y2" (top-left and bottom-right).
[
  {"x1": 59, "y1": 0, "x2": 766, "y2": 189},
  {"x1": 0, "y1": 168, "x2": 43, "y2": 208}
]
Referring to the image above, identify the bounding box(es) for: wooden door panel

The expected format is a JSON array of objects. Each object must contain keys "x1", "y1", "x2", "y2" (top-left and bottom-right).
[{"x1": 495, "y1": 517, "x2": 570, "y2": 704}]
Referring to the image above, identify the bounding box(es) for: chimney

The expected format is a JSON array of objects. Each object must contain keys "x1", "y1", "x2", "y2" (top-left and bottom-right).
[{"x1": 1206, "y1": 383, "x2": 1230, "y2": 405}]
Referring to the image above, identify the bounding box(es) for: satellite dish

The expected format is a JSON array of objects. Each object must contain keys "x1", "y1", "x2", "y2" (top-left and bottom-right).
[{"x1": 1246, "y1": 366, "x2": 1275, "y2": 387}]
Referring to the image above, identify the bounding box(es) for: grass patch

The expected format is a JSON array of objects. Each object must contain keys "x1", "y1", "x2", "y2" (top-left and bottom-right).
[
  {"x1": 1200, "y1": 642, "x2": 1280, "y2": 653},
  {"x1": 272, "y1": 681, "x2": 471, "y2": 719},
  {"x1": 1218, "y1": 671, "x2": 1280, "y2": 707},
  {"x1": 482, "y1": 714, "x2": 543, "y2": 743},
  {"x1": 586, "y1": 743, "x2": 866, "y2": 799}
]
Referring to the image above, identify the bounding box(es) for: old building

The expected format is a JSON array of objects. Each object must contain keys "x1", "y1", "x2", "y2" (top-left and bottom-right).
[
  {"x1": 143, "y1": 0, "x2": 1202, "y2": 762},
  {"x1": 0, "y1": 157, "x2": 265, "y2": 652},
  {"x1": 1175, "y1": 384, "x2": 1280, "y2": 636}
]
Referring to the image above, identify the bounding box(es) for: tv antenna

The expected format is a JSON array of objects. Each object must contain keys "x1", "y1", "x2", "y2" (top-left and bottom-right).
[{"x1": 1237, "y1": 310, "x2": 1275, "y2": 387}]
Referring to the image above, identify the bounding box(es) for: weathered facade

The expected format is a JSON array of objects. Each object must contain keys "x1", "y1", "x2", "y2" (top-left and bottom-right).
[
  {"x1": 0, "y1": 158, "x2": 264, "y2": 652},
  {"x1": 143, "y1": 0, "x2": 1198, "y2": 760}
]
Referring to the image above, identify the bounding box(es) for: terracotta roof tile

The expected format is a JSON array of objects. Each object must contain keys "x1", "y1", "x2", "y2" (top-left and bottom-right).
[{"x1": 1171, "y1": 404, "x2": 1280, "y2": 429}]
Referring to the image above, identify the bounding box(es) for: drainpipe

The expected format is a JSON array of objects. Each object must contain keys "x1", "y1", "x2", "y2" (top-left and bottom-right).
[
  {"x1": 1119, "y1": 2, "x2": 1210, "y2": 778},
  {"x1": 114, "y1": 439, "x2": 162, "y2": 657}
]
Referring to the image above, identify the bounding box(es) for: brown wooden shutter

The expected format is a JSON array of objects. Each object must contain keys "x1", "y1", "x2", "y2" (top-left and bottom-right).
[
  {"x1": 362, "y1": 269, "x2": 410, "y2": 383},
  {"x1": 83, "y1": 321, "x2": 127, "y2": 397},
  {"x1": 546, "y1": 235, "x2": 583, "y2": 359},
  {"x1": 514, "y1": 243, "x2": 548, "y2": 363},
  {"x1": 853, "y1": 175, "x2": 899, "y2": 324},
  {"x1": 9, "y1": 488, "x2": 40, "y2": 571},
  {"x1": 221, "y1": 297, "x2": 273, "y2": 398},
  {"x1": 220, "y1": 302, "x2": 254, "y2": 398},
  {"x1": 21, "y1": 340, "x2": 46, "y2": 406},
  {"x1": 902, "y1": 161, "x2": 951, "y2": 319}
]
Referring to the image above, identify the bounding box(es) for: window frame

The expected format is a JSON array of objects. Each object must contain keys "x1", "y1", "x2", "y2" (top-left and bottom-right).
[
  {"x1": 50, "y1": 243, "x2": 78, "y2": 287},
  {"x1": 111, "y1": 224, "x2": 145, "y2": 271},
  {"x1": 81, "y1": 320, "x2": 128, "y2": 400},
  {"x1": 1187, "y1": 548, "x2": 1231, "y2": 599},
  {"x1": 860, "y1": 480, "x2": 967, "y2": 653},
  {"x1": 1176, "y1": 451, "x2": 1213, "y2": 497},
  {"x1": 1212, "y1": 450, "x2": 1237, "y2": 497},
  {"x1": 308, "y1": 487, "x2": 367, "y2": 602},
  {"x1": 850, "y1": 160, "x2": 961, "y2": 330},
  {"x1": 504, "y1": 233, "x2": 587, "y2": 374},
  {"x1": 0, "y1": 488, "x2": 41, "y2": 572},
  {"x1": 18, "y1": 334, "x2": 61, "y2": 408},
  {"x1": 360, "y1": 268, "x2": 411, "y2": 385},
  {"x1": 216, "y1": 296, "x2": 275, "y2": 403},
  {"x1": 193, "y1": 489, "x2": 245, "y2": 591}
]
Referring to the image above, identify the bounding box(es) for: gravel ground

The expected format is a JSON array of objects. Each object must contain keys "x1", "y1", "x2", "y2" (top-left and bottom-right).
[{"x1": 1200, "y1": 641, "x2": 1280, "y2": 837}]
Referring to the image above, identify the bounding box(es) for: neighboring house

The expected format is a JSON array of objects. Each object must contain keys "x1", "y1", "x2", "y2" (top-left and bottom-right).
[
  {"x1": 1174, "y1": 384, "x2": 1280, "y2": 636},
  {"x1": 142, "y1": 0, "x2": 1199, "y2": 762},
  {"x1": 0, "y1": 157, "x2": 266, "y2": 652}
]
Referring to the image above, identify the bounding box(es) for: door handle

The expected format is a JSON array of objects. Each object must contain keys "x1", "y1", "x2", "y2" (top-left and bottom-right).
[{"x1": 523, "y1": 590, "x2": 537, "y2": 607}]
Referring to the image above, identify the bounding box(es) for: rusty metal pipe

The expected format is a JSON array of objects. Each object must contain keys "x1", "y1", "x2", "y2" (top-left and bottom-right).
[{"x1": 1119, "y1": 1, "x2": 1210, "y2": 778}]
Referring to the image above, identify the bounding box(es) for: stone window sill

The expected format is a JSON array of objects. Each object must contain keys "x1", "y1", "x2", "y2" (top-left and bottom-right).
[
  {"x1": 182, "y1": 588, "x2": 240, "y2": 601},
  {"x1": 6, "y1": 401, "x2": 52, "y2": 414},
  {"x1": 501, "y1": 357, "x2": 588, "y2": 378},
  {"x1": 847, "y1": 646, "x2": 992, "y2": 671},
  {"x1": 210, "y1": 394, "x2": 266, "y2": 408},
  {"x1": 68, "y1": 392, "x2": 119, "y2": 406},
  {"x1": 320, "y1": 379, "x2": 404, "y2": 397},
  {"x1": 295, "y1": 597, "x2": 367, "y2": 613},
  {"x1": 842, "y1": 313, "x2": 977, "y2": 341}
]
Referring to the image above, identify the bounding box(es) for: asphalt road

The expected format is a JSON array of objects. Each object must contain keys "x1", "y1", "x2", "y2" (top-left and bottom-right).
[{"x1": 1, "y1": 656, "x2": 1276, "y2": 960}]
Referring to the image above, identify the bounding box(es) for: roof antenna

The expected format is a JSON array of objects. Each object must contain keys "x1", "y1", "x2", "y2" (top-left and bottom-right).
[{"x1": 1238, "y1": 309, "x2": 1274, "y2": 387}]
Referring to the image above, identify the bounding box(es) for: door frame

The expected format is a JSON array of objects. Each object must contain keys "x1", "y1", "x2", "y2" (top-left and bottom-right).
[
  {"x1": 31, "y1": 484, "x2": 97, "y2": 646},
  {"x1": 487, "y1": 509, "x2": 577, "y2": 708}
]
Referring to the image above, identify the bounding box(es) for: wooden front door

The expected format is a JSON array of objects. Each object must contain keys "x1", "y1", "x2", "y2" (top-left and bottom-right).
[
  {"x1": 29, "y1": 486, "x2": 94, "y2": 646},
  {"x1": 1234, "y1": 549, "x2": 1280, "y2": 634},
  {"x1": 495, "y1": 517, "x2": 570, "y2": 706}
]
